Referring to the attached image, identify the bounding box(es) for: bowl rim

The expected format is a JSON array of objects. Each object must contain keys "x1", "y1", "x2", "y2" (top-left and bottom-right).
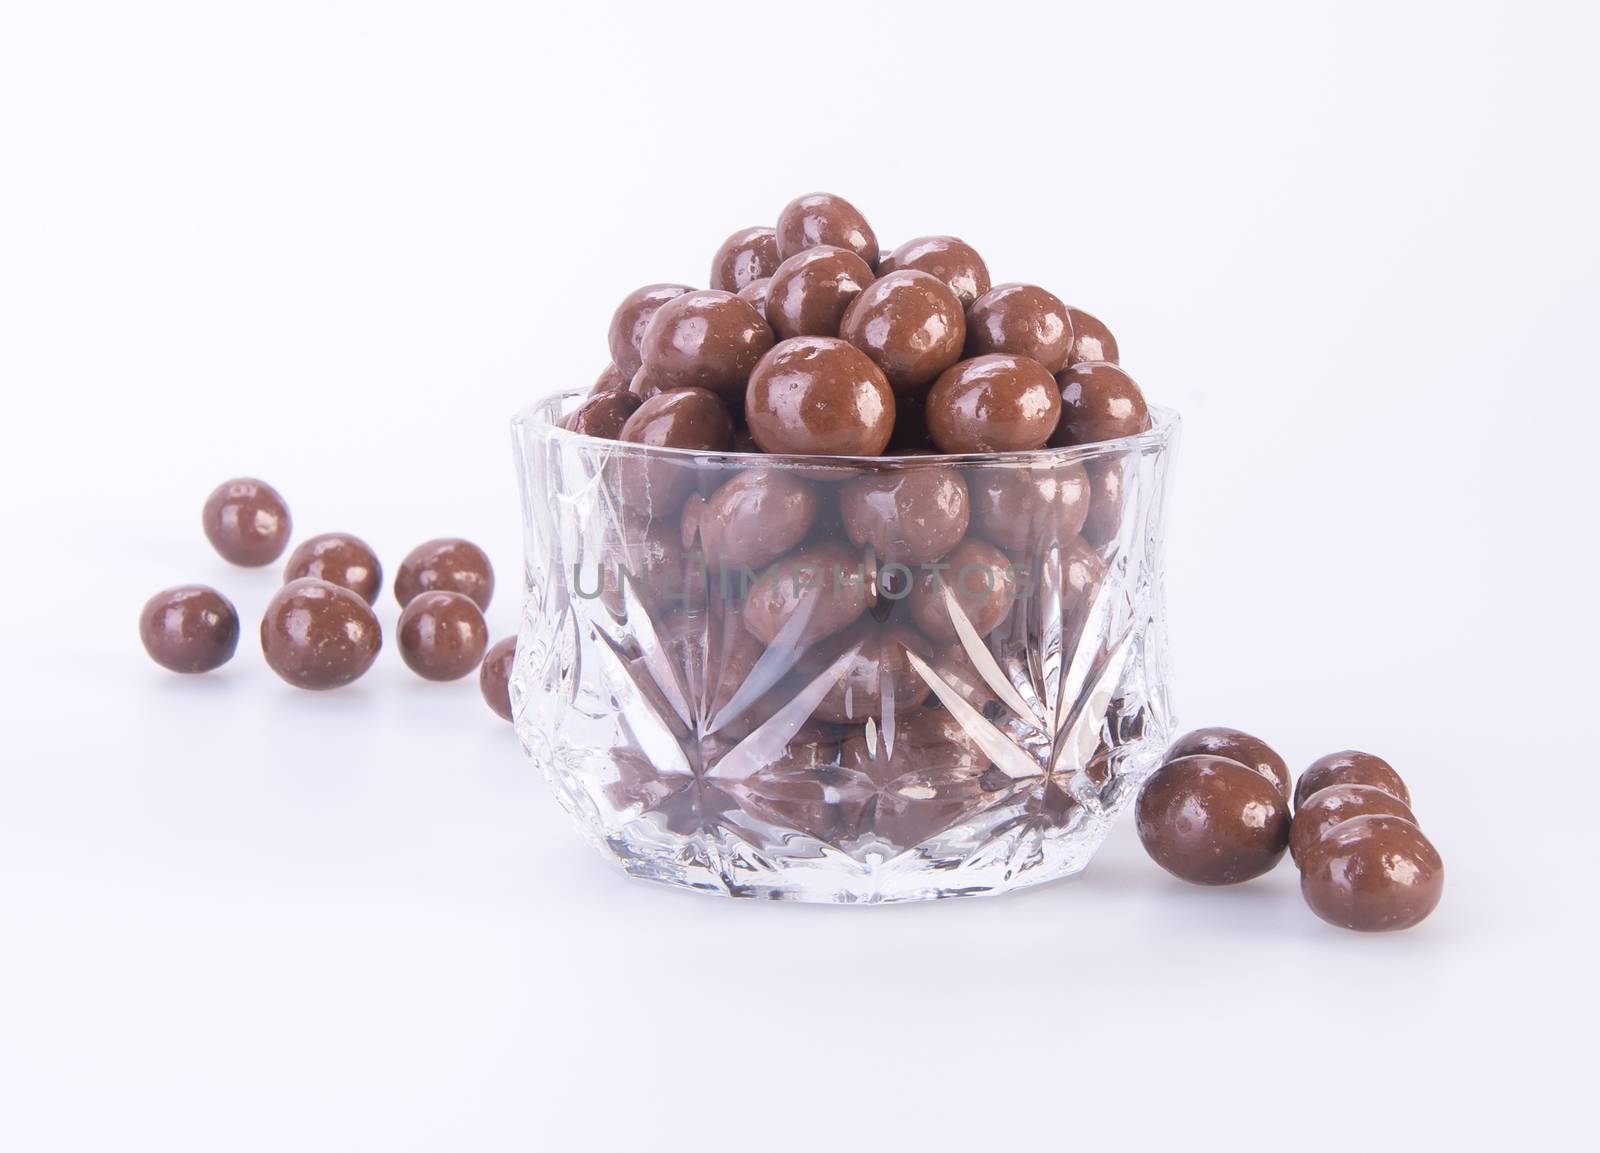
[{"x1": 513, "y1": 388, "x2": 1180, "y2": 468}]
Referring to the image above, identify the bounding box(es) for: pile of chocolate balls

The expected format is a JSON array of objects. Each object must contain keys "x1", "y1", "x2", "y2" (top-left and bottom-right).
[
  {"x1": 138, "y1": 477, "x2": 518, "y2": 720},
  {"x1": 1138, "y1": 727, "x2": 1443, "y2": 931}
]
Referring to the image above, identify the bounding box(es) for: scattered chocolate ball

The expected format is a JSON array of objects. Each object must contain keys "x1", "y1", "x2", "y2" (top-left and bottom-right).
[
  {"x1": 775, "y1": 191, "x2": 878, "y2": 267},
  {"x1": 1290, "y1": 784, "x2": 1417, "y2": 865},
  {"x1": 1165, "y1": 726, "x2": 1290, "y2": 799},
  {"x1": 1052, "y1": 362, "x2": 1151, "y2": 446},
  {"x1": 201, "y1": 478, "x2": 292, "y2": 567},
  {"x1": 925, "y1": 354, "x2": 1062, "y2": 453},
  {"x1": 480, "y1": 636, "x2": 517, "y2": 722},
  {"x1": 591, "y1": 363, "x2": 631, "y2": 395},
  {"x1": 742, "y1": 540, "x2": 870, "y2": 646},
  {"x1": 394, "y1": 538, "x2": 495, "y2": 611},
  {"x1": 838, "y1": 464, "x2": 969, "y2": 564},
  {"x1": 139, "y1": 585, "x2": 240, "y2": 673},
  {"x1": 965, "y1": 283, "x2": 1074, "y2": 373},
  {"x1": 608, "y1": 283, "x2": 693, "y2": 379},
  {"x1": 398, "y1": 589, "x2": 489, "y2": 682},
  {"x1": 710, "y1": 226, "x2": 781, "y2": 293},
  {"x1": 909, "y1": 537, "x2": 1016, "y2": 643},
  {"x1": 1294, "y1": 750, "x2": 1411, "y2": 809},
  {"x1": 260, "y1": 578, "x2": 382, "y2": 690},
  {"x1": 736, "y1": 277, "x2": 771, "y2": 321},
  {"x1": 563, "y1": 388, "x2": 642, "y2": 440},
  {"x1": 1299, "y1": 815, "x2": 1443, "y2": 931},
  {"x1": 283, "y1": 532, "x2": 382, "y2": 605},
  {"x1": 1066, "y1": 306, "x2": 1119, "y2": 366},
  {"x1": 690, "y1": 467, "x2": 818, "y2": 569},
  {"x1": 838, "y1": 270, "x2": 967, "y2": 395},
  {"x1": 797, "y1": 622, "x2": 931, "y2": 724},
  {"x1": 1135, "y1": 754, "x2": 1291, "y2": 885},
  {"x1": 970, "y1": 460, "x2": 1089, "y2": 551},
  {"x1": 878, "y1": 236, "x2": 991, "y2": 307},
  {"x1": 745, "y1": 337, "x2": 895, "y2": 456},
  {"x1": 639, "y1": 289, "x2": 774, "y2": 401},
  {"x1": 766, "y1": 245, "x2": 875, "y2": 340}
]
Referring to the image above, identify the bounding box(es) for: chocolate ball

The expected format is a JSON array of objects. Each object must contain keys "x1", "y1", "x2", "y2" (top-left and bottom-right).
[
  {"x1": 797, "y1": 621, "x2": 932, "y2": 724},
  {"x1": 1080, "y1": 458, "x2": 1127, "y2": 547},
  {"x1": 1290, "y1": 784, "x2": 1418, "y2": 865},
  {"x1": 140, "y1": 585, "x2": 240, "y2": 673},
  {"x1": 909, "y1": 537, "x2": 1016, "y2": 644},
  {"x1": 837, "y1": 709, "x2": 992, "y2": 847},
  {"x1": 878, "y1": 236, "x2": 991, "y2": 307},
  {"x1": 591, "y1": 363, "x2": 630, "y2": 395},
  {"x1": 838, "y1": 270, "x2": 967, "y2": 395},
  {"x1": 745, "y1": 337, "x2": 895, "y2": 457},
  {"x1": 596, "y1": 519, "x2": 696, "y2": 617},
  {"x1": 1300, "y1": 815, "x2": 1443, "y2": 932},
  {"x1": 838, "y1": 464, "x2": 969, "y2": 564},
  {"x1": 608, "y1": 283, "x2": 693, "y2": 379},
  {"x1": 1164, "y1": 726, "x2": 1290, "y2": 799},
  {"x1": 480, "y1": 636, "x2": 516, "y2": 722},
  {"x1": 775, "y1": 192, "x2": 878, "y2": 267},
  {"x1": 766, "y1": 245, "x2": 875, "y2": 340},
  {"x1": 736, "y1": 277, "x2": 771, "y2": 321},
  {"x1": 1066, "y1": 306, "x2": 1119, "y2": 366},
  {"x1": 398, "y1": 589, "x2": 489, "y2": 681},
  {"x1": 965, "y1": 283, "x2": 1074, "y2": 373},
  {"x1": 283, "y1": 533, "x2": 383, "y2": 605},
  {"x1": 1051, "y1": 362, "x2": 1151, "y2": 446},
  {"x1": 394, "y1": 538, "x2": 495, "y2": 611},
  {"x1": 710, "y1": 226, "x2": 781, "y2": 293},
  {"x1": 201, "y1": 478, "x2": 292, "y2": 567},
  {"x1": 563, "y1": 388, "x2": 642, "y2": 440},
  {"x1": 260, "y1": 578, "x2": 382, "y2": 690},
  {"x1": 925, "y1": 355, "x2": 1062, "y2": 453},
  {"x1": 742, "y1": 540, "x2": 870, "y2": 647},
  {"x1": 613, "y1": 388, "x2": 734, "y2": 521},
  {"x1": 691, "y1": 467, "x2": 818, "y2": 570},
  {"x1": 971, "y1": 460, "x2": 1089, "y2": 551},
  {"x1": 1294, "y1": 750, "x2": 1411, "y2": 809},
  {"x1": 1135, "y1": 754, "x2": 1290, "y2": 884},
  {"x1": 639, "y1": 290, "x2": 774, "y2": 401}
]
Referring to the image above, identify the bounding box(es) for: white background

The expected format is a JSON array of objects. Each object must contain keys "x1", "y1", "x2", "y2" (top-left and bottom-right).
[{"x1": 2, "y1": 1, "x2": 1596, "y2": 1149}]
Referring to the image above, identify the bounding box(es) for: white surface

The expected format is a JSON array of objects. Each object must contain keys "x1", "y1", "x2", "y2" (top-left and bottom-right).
[{"x1": 2, "y1": 1, "x2": 1596, "y2": 1149}]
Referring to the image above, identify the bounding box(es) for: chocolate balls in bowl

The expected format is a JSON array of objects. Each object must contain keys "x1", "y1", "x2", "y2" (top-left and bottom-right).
[{"x1": 515, "y1": 192, "x2": 1177, "y2": 902}]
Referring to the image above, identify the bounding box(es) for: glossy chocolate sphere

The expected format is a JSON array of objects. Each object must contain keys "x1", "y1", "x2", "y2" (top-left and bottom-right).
[
  {"x1": 736, "y1": 277, "x2": 771, "y2": 321},
  {"x1": 639, "y1": 289, "x2": 773, "y2": 401},
  {"x1": 925, "y1": 355, "x2": 1061, "y2": 453},
  {"x1": 202, "y1": 477, "x2": 292, "y2": 567},
  {"x1": 775, "y1": 192, "x2": 878, "y2": 267},
  {"x1": 710, "y1": 226, "x2": 781, "y2": 293},
  {"x1": 1135, "y1": 754, "x2": 1290, "y2": 884},
  {"x1": 608, "y1": 283, "x2": 693, "y2": 379},
  {"x1": 394, "y1": 538, "x2": 495, "y2": 611},
  {"x1": 1165, "y1": 726, "x2": 1290, "y2": 799},
  {"x1": 909, "y1": 537, "x2": 1016, "y2": 643},
  {"x1": 398, "y1": 589, "x2": 489, "y2": 682},
  {"x1": 1300, "y1": 815, "x2": 1443, "y2": 931},
  {"x1": 878, "y1": 236, "x2": 991, "y2": 307},
  {"x1": 563, "y1": 388, "x2": 642, "y2": 440},
  {"x1": 1080, "y1": 458, "x2": 1127, "y2": 547},
  {"x1": 620, "y1": 387, "x2": 735, "y2": 452},
  {"x1": 766, "y1": 245, "x2": 875, "y2": 340},
  {"x1": 692, "y1": 467, "x2": 818, "y2": 569},
  {"x1": 838, "y1": 464, "x2": 969, "y2": 564},
  {"x1": 592, "y1": 363, "x2": 630, "y2": 395},
  {"x1": 797, "y1": 622, "x2": 932, "y2": 724},
  {"x1": 480, "y1": 636, "x2": 516, "y2": 722},
  {"x1": 140, "y1": 585, "x2": 240, "y2": 673},
  {"x1": 745, "y1": 337, "x2": 895, "y2": 456},
  {"x1": 1294, "y1": 750, "x2": 1411, "y2": 809},
  {"x1": 965, "y1": 283, "x2": 1074, "y2": 373},
  {"x1": 971, "y1": 460, "x2": 1089, "y2": 551},
  {"x1": 838, "y1": 270, "x2": 966, "y2": 395},
  {"x1": 1066, "y1": 306, "x2": 1119, "y2": 366},
  {"x1": 260, "y1": 578, "x2": 382, "y2": 690},
  {"x1": 1290, "y1": 784, "x2": 1418, "y2": 865},
  {"x1": 283, "y1": 533, "x2": 383, "y2": 605},
  {"x1": 1052, "y1": 362, "x2": 1151, "y2": 446},
  {"x1": 742, "y1": 540, "x2": 870, "y2": 647}
]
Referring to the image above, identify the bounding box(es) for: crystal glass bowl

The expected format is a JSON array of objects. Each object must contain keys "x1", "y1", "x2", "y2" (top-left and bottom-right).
[{"x1": 510, "y1": 391, "x2": 1179, "y2": 902}]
